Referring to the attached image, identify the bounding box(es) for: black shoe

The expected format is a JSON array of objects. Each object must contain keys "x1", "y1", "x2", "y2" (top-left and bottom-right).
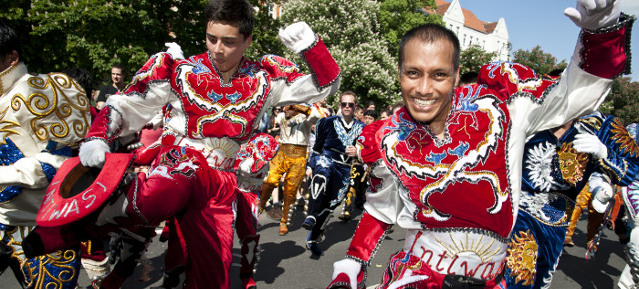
[{"x1": 302, "y1": 217, "x2": 315, "y2": 230}]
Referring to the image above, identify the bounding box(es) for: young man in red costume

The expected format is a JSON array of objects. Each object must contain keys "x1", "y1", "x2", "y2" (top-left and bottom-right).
[
  {"x1": 24, "y1": 0, "x2": 340, "y2": 288},
  {"x1": 326, "y1": 0, "x2": 633, "y2": 288}
]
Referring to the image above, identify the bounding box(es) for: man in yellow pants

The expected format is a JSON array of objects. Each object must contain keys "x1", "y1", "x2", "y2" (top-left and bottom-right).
[{"x1": 260, "y1": 104, "x2": 323, "y2": 235}]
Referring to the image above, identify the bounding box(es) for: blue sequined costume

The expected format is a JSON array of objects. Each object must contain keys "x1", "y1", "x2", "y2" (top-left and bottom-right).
[
  {"x1": 506, "y1": 111, "x2": 639, "y2": 288},
  {"x1": 306, "y1": 114, "x2": 364, "y2": 249}
]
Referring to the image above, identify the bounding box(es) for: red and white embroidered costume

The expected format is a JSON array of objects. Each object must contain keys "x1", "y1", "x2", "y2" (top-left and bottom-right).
[
  {"x1": 82, "y1": 35, "x2": 339, "y2": 288},
  {"x1": 328, "y1": 14, "x2": 633, "y2": 289}
]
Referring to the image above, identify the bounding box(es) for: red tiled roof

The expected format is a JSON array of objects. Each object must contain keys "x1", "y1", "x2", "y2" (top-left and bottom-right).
[{"x1": 428, "y1": 0, "x2": 498, "y2": 34}]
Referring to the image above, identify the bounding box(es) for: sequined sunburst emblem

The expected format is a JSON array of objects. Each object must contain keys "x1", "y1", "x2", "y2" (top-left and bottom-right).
[
  {"x1": 506, "y1": 230, "x2": 538, "y2": 286},
  {"x1": 610, "y1": 118, "x2": 639, "y2": 157},
  {"x1": 558, "y1": 143, "x2": 588, "y2": 186}
]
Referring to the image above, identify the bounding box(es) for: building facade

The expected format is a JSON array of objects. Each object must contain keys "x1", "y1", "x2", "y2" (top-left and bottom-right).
[{"x1": 428, "y1": 0, "x2": 510, "y2": 61}]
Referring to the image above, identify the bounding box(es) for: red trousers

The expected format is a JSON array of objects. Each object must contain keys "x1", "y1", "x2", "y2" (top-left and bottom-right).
[{"x1": 130, "y1": 146, "x2": 237, "y2": 289}]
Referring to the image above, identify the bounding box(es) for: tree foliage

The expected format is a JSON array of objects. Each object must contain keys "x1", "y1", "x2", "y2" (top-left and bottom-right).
[
  {"x1": 281, "y1": 0, "x2": 400, "y2": 108},
  {"x1": 245, "y1": 0, "x2": 285, "y2": 60},
  {"x1": 460, "y1": 44, "x2": 497, "y2": 75},
  {"x1": 511, "y1": 45, "x2": 567, "y2": 75},
  {"x1": 599, "y1": 77, "x2": 639, "y2": 125},
  {"x1": 0, "y1": 0, "x2": 281, "y2": 88},
  {"x1": 377, "y1": 0, "x2": 442, "y2": 58}
]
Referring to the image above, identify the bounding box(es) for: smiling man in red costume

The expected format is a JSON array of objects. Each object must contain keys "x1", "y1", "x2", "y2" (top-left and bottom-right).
[
  {"x1": 24, "y1": 0, "x2": 340, "y2": 288},
  {"x1": 326, "y1": 0, "x2": 633, "y2": 288}
]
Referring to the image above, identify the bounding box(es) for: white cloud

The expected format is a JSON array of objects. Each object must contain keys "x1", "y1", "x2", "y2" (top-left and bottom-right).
[{"x1": 621, "y1": 0, "x2": 639, "y2": 16}]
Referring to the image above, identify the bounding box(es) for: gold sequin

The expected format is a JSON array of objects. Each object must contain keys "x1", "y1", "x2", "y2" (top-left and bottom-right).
[
  {"x1": 558, "y1": 143, "x2": 589, "y2": 186},
  {"x1": 506, "y1": 230, "x2": 538, "y2": 286}
]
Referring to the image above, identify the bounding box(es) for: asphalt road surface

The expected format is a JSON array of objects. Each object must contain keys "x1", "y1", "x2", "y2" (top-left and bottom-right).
[{"x1": 0, "y1": 205, "x2": 629, "y2": 289}]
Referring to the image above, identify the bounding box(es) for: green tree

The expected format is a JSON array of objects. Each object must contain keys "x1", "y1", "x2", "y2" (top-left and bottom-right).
[
  {"x1": 599, "y1": 77, "x2": 639, "y2": 125},
  {"x1": 460, "y1": 44, "x2": 497, "y2": 75},
  {"x1": 246, "y1": 0, "x2": 285, "y2": 60},
  {"x1": 0, "y1": 0, "x2": 283, "y2": 89},
  {"x1": 377, "y1": 0, "x2": 442, "y2": 58},
  {"x1": 511, "y1": 45, "x2": 567, "y2": 75},
  {"x1": 1, "y1": 0, "x2": 205, "y2": 85},
  {"x1": 281, "y1": 0, "x2": 400, "y2": 108}
]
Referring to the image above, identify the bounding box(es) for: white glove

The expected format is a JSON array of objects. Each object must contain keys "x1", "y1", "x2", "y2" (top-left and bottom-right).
[
  {"x1": 564, "y1": 0, "x2": 621, "y2": 30},
  {"x1": 79, "y1": 139, "x2": 110, "y2": 168},
  {"x1": 279, "y1": 22, "x2": 316, "y2": 54},
  {"x1": 238, "y1": 159, "x2": 255, "y2": 177},
  {"x1": 590, "y1": 172, "x2": 614, "y2": 213},
  {"x1": 332, "y1": 258, "x2": 361, "y2": 289},
  {"x1": 165, "y1": 42, "x2": 185, "y2": 60},
  {"x1": 573, "y1": 132, "x2": 608, "y2": 159}
]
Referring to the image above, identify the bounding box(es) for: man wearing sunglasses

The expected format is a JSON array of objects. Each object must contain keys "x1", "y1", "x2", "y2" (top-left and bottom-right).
[{"x1": 304, "y1": 91, "x2": 364, "y2": 256}]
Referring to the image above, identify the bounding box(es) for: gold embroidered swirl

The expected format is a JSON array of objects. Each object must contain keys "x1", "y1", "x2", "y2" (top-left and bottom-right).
[
  {"x1": 10, "y1": 73, "x2": 90, "y2": 142},
  {"x1": 23, "y1": 249, "x2": 79, "y2": 289},
  {"x1": 0, "y1": 107, "x2": 20, "y2": 143}
]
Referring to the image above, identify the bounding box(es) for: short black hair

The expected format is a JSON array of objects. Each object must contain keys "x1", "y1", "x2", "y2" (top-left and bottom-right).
[
  {"x1": 547, "y1": 68, "x2": 564, "y2": 77},
  {"x1": 63, "y1": 68, "x2": 94, "y2": 95},
  {"x1": 0, "y1": 19, "x2": 21, "y2": 63},
  {"x1": 364, "y1": 109, "x2": 378, "y2": 120},
  {"x1": 112, "y1": 64, "x2": 124, "y2": 72},
  {"x1": 399, "y1": 24, "x2": 460, "y2": 71},
  {"x1": 459, "y1": 71, "x2": 478, "y2": 86},
  {"x1": 205, "y1": 0, "x2": 254, "y2": 39}
]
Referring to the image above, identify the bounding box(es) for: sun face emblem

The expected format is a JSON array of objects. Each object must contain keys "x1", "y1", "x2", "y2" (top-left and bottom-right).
[
  {"x1": 558, "y1": 143, "x2": 588, "y2": 186},
  {"x1": 506, "y1": 230, "x2": 538, "y2": 286}
]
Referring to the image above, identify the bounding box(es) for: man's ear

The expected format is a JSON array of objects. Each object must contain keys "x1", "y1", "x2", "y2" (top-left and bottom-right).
[{"x1": 8, "y1": 50, "x2": 19, "y2": 66}]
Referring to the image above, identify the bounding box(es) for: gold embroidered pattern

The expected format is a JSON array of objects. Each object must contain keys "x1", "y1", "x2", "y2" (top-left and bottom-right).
[
  {"x1": 23, "y1": 249, "x2": 79, "y2": 289},
  {"x1": 3, "y1": 226, "x2": 78, "y2": 288},
  {"x1": 435, "y1": 232, "x2": 501, "y2": 263},
  {"x1": 579, "y1": 116, "x2": 603, "y2": 131},
  {"x1": 558, "y1": 143, "x2": 589, "y2": 186},
  {"x1": 506, "y1": 230, "x2": 538, "y2": 286},
  {"x1": 610, "y1": 117, "x2": 639, "y2": 157},
  {"x1": 0, "y1": 107, "x2": 20, "y2": 143},
  {"x1": 10, "y1": 73, "x2": 90, "y2": 142}
]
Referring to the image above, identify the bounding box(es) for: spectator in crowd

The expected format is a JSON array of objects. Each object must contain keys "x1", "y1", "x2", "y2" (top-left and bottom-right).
[{"x1": 95, "y1": 64, "x2": 126, "y2": 109}]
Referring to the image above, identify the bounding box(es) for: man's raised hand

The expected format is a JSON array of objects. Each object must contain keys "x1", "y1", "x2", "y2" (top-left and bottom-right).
[
  {"x1": 279, "y1": 22, "x2": 316, "y2": 54},
  {"x1": 564, "y1": 0, "x2": 621, "y2": 30}
]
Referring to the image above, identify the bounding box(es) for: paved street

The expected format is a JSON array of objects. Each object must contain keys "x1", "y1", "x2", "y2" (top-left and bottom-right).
[{"x1": 0, "y1": 206, "x2": 629, "y2": 288}]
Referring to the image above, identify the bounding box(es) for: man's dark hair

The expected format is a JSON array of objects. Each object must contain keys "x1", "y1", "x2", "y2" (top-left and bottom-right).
[
  {"x1": 364, "y1": 109, "x2": 378, "y2": 120},
  {"x1": 547, "y1": 68, "x2": 564, "y2": 77},
  {"x1": 205, "y1": 0, "x2": 254, "y2": 39},
  {"x1": 459, "y1": 71, "x2": 478, "y2": 86},
  {"x1": 0, "y1": 19, "x2": 21, "y2": 63},
  {"x1": 398, "y1": 24, "x2": 460, "y2": 71},
  {"x1": 63, "y1": 68, "x2": 94, "y2": 95},
  {"x1": 112, "y1": 64, "x2": 124, "y2": 72}
]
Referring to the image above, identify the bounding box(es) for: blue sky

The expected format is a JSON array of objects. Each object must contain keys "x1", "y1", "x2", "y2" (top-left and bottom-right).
[{"x1": 460, "y1": 0, "x2": 639, "y2": 82}]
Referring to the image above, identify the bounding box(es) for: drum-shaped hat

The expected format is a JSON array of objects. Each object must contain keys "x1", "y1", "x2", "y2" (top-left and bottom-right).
[{"x1": 36, "y1": 153, "x2": 135, "y2": 227}]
